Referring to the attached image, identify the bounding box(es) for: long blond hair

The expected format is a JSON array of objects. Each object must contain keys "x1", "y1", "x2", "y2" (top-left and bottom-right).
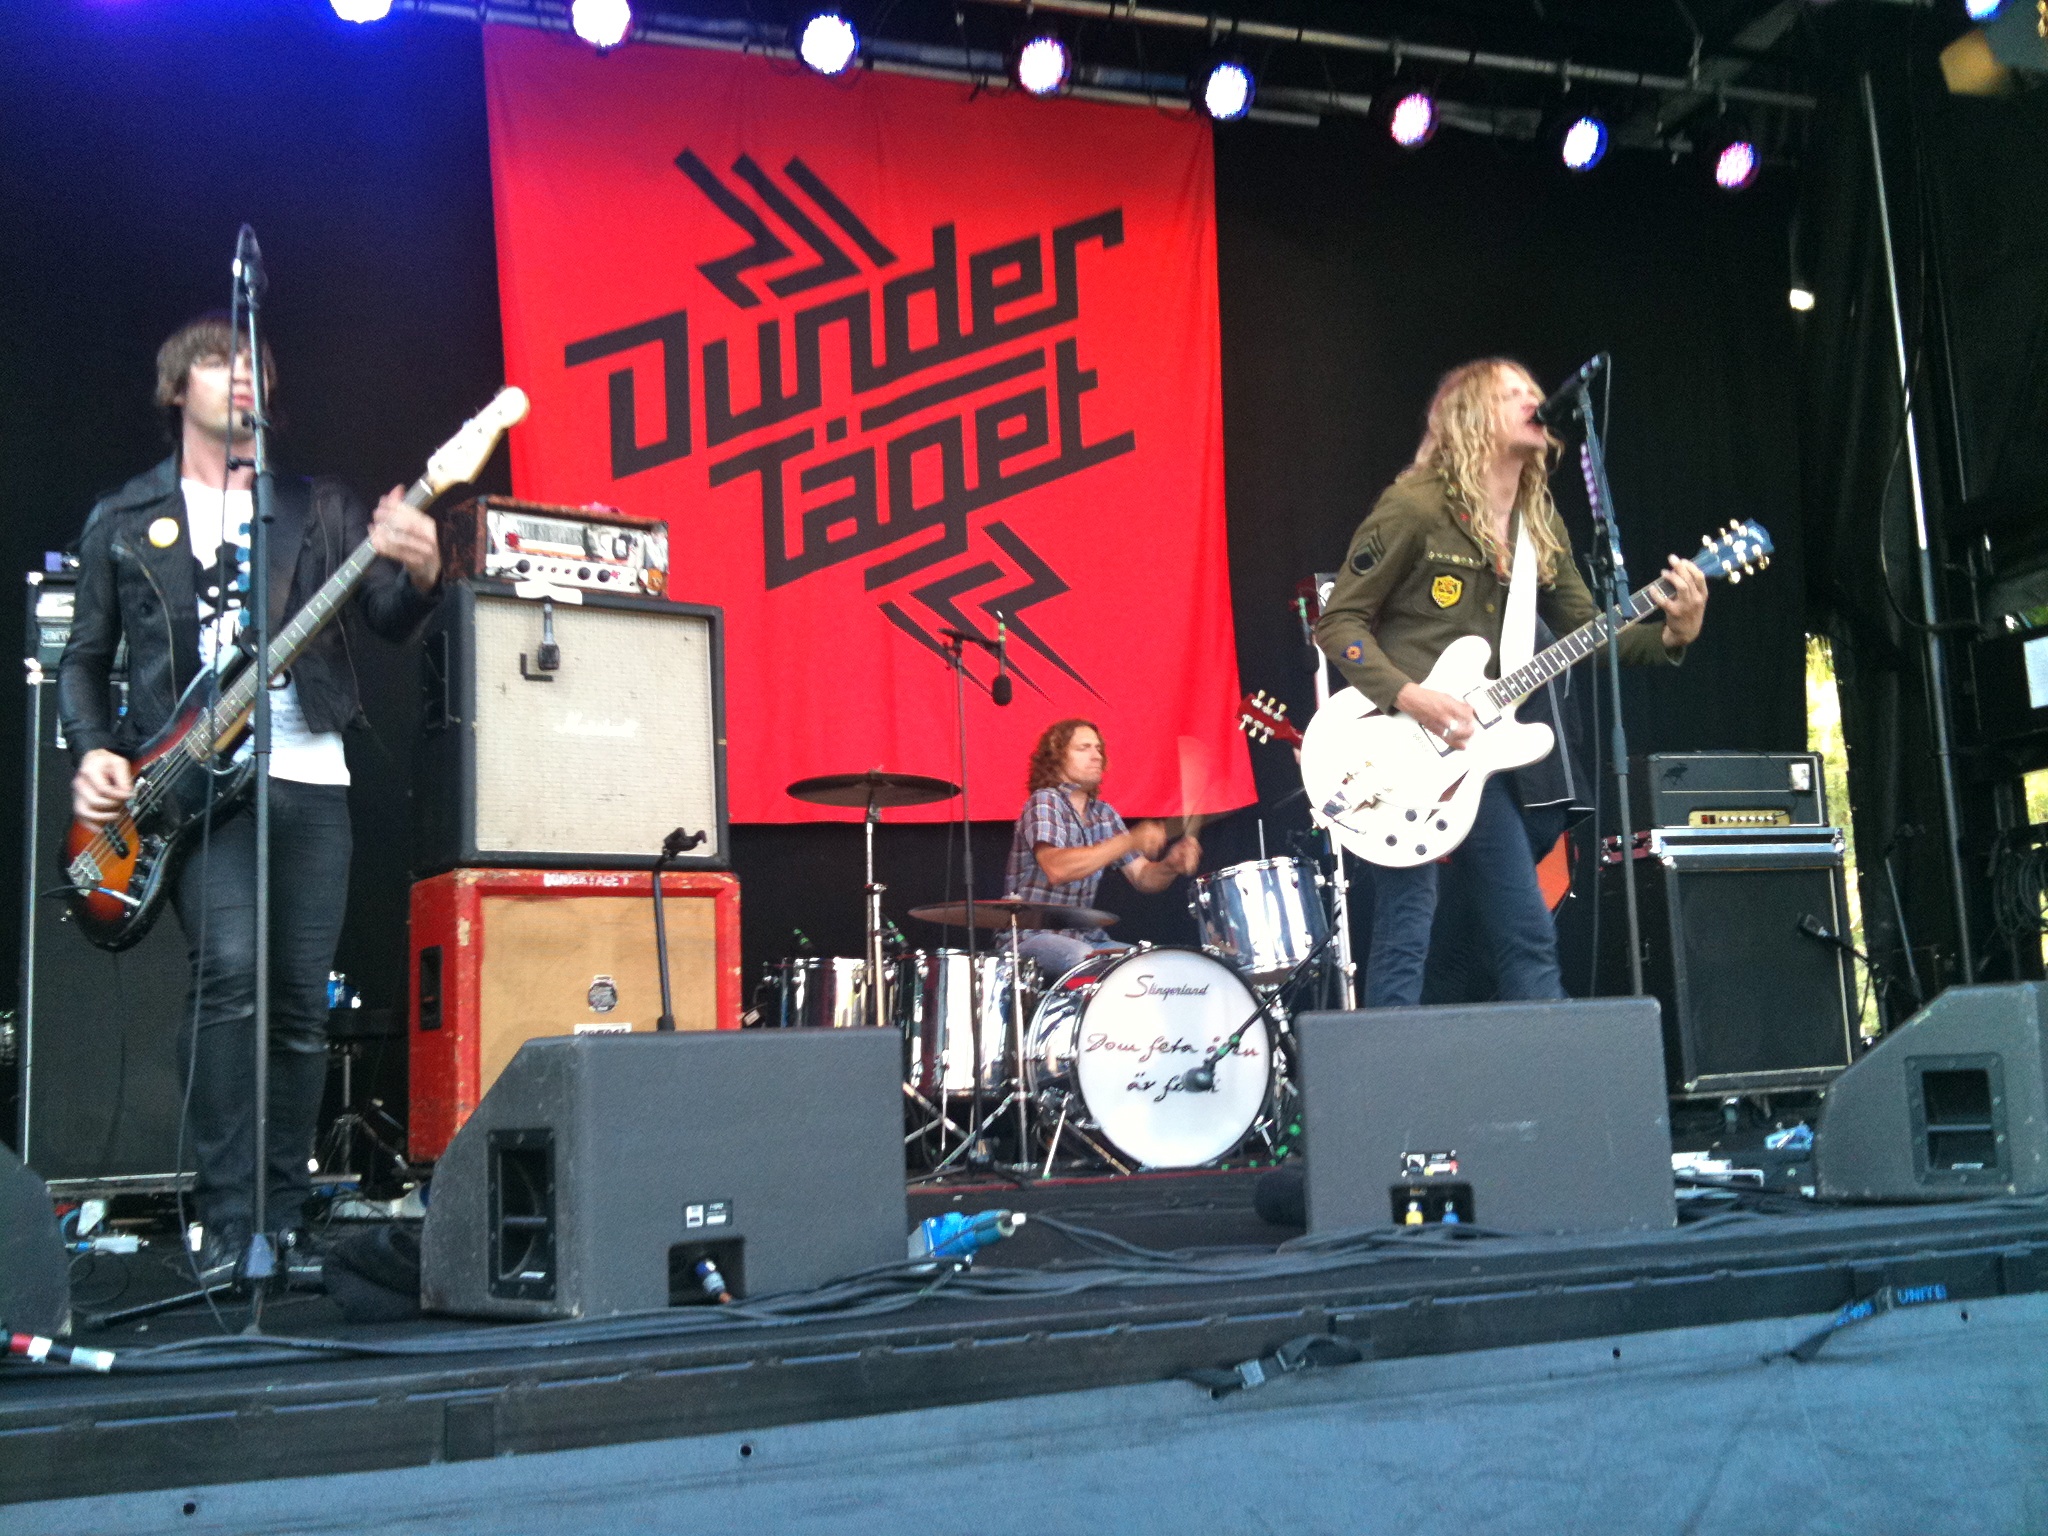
[{"x1": 1401, "y1": 358, "x2": 1567, "y2": 583}]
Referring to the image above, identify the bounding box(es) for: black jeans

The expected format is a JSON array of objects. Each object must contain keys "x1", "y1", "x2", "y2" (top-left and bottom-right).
[{"x1": 172, "y1": 779, "x2": 351, "y2": 1236}]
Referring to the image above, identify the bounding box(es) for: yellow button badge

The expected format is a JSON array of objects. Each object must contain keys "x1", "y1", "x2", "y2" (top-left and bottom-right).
[{"x1": 1430, "y1": 574, "x2": 1463, "y2": 609}]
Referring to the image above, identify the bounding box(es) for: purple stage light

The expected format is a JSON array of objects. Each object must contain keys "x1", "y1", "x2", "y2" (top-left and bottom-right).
[
  {"x1": 1388, "y1": 91, "x2": 1437, "y2": 149},
  {"x1": 571, "y1": 0, "x2": 632, "y2": 50},
  {"x1": 798, "y1": 12, "x2": 859, "y2": 76},
  {"x1": 1714, "y1": 139, "x2": 1759, "y2": 191},
  {"x1": 1016, "y1": 35, "x2": 1071, "y2": 96}
]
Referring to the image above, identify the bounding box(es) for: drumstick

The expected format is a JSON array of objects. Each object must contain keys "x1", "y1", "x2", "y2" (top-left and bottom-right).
[{"x1": 1174, "y1": 735, "x2": 1214, "y2": 845}]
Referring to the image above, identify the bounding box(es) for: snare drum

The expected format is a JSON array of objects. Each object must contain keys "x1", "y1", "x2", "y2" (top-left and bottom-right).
[
  {"x1": 1027, "y1": 947, "x2": 1269, "y2": 1169},
  {"x1": 1188, "y1": 857, "x2": 1329, "y2": 985},
  {"x1": 904, "y1": 949, "x2": 1037, "y2": 1098}
]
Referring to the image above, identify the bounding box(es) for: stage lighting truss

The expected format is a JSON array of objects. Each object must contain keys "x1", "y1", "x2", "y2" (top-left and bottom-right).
[
  {"x1": 1386, "y1": 89, "x2": 1439, "y2": 148},
  {"x1": 797, "y1": 11, "x2": 860, "y2": 76},
  {"x1": 1200, "y1": 59, "x2": 1255, "y2": 121},
  {"x1": 331, "y1": 0, "x2": 394, "y2": 20},
  {"x1": 1014, "y1": 33, "x2": 1072, "y2": 96},
  {"x1": 571, "y1": 0, "x2": 633, "y2": 50}
]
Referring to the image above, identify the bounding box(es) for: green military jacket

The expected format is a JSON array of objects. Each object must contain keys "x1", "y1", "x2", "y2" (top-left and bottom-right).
[{"x1": 1314, "y1": 468, "x2": 1681, "y2": 712}]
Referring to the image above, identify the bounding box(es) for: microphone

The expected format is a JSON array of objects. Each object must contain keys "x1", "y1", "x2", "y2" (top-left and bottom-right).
[
  {"x1": 1534, "y1": 353, "x2": 1608, "y2": 429},
  {"x1": 232, "y1": 225, "x2": 267, "y2": 298},
  {"x1": 1182, "y1": 1060, "x2": 1216, "y2": 1094},
  {"x1": 1796, "y1": 913, "x2": 1857, "y2": 957},
  {"x1": 990, "y1": 617, "x2": 1013, "y2": 707}
]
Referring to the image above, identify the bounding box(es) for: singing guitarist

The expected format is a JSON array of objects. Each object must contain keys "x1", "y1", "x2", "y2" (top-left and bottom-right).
[
  {"x1": 1314, "y1": 358, "x2": 1707, "y2": 1010},
  {"x1": 59, "y1": 315, "x2": 442, "y2": 1281}
]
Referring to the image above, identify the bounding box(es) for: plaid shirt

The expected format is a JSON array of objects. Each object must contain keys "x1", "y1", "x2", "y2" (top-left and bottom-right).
[{"x1": 1005, "y1": 785, "x2": 1135, "y2": 928}]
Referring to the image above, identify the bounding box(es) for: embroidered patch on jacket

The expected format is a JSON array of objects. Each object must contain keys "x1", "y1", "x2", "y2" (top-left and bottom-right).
[
  {"x1": 1342, "y1": 642, "x2": 1365, "y2": 662},
  {"x1": 1349, "y1": 531, "x2": 1385, "y2": 575},
  {"x1": 147, "y1": 516, "x2": 180, "y2": 549},
  {"x1": 1430, "y1": 574, "x2": 1464, "y2": 609}
]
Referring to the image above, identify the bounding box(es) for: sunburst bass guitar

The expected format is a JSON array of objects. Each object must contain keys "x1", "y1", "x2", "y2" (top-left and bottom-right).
[
  {"x1": 62, "y1": 386, "x2": 530, "y2": 951},
  {"x1": 1298, "y1": 520, "x2": 1772, "y2": 870}
]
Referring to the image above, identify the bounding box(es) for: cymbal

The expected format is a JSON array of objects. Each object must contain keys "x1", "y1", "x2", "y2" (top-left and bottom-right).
[
  {"x1": 907, "y1": 898, "x2": 1119, "y2": 932},
  {"x1": 786, "y1": 770, "x2": 961, "y2": 809}
]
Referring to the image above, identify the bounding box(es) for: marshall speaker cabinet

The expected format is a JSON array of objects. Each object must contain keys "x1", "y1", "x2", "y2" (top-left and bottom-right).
[
  {"x1": 412, "y1": 582, "x2": 728, "y2": 875},
  {"x1": 408, "y1": 868, "x2": 742, "y2": 1162}
]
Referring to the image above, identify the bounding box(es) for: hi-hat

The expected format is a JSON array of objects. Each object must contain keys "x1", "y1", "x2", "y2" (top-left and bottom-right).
[
  {"x1": 908, "y1": 897, "x2": 1119, "y2": 932},
  {"x1": 786, "y1": 770, "x2": 961, "y2": 809}
]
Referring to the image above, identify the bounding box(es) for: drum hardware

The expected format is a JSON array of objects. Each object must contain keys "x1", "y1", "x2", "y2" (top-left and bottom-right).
[
  {"x1": 786, "y1": 770, "x2": 960, "y2": 1035},
  {"x1": 1181, "y1": 926, "x2": 1338, "y2": 1096}
]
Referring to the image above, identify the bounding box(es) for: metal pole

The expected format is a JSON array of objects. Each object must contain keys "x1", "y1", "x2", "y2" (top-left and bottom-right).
[{"x1": 1860, "y1": 71, "x2": 1976, "y2": 983}]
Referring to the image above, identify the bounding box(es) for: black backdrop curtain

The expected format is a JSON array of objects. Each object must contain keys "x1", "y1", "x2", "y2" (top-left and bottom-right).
[{"x1": 0, "y1": 0, "x2": 1805, "y2": 1101}]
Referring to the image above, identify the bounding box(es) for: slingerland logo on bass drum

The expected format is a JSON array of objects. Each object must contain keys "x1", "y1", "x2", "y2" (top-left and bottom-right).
[{"x1": 561, "y1": 153, "x2": 1134, "y2": 699}]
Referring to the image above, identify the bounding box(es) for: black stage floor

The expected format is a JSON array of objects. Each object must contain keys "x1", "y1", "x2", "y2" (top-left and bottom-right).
[{"x1": 8, "y1": 1168, "x2": 2048, "y2": 1506}]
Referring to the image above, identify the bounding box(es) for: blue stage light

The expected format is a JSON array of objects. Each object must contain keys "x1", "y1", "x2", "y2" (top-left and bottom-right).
[
  {"x1": 571, "y1": 0, "x2": 632, "y2": 50},
  {"x1": 798, "y1": 12, "x2": 860, "y2": 76},
  {"x1": 1016, "y1": 35, "x2": 1071, "y2": 96},
  {"x1": 1965, "y1": 0, "x2": 2004, "y2": 20},
  {"x1": 1560, "y1": 114, "x2": 1608, "y2": 172},
  {"x1": 331, "y1": 0, "x2": 393, "y2": 20},
  {"x1": 1202, "y1": 61, "x2": 1254, "y2": 122}
]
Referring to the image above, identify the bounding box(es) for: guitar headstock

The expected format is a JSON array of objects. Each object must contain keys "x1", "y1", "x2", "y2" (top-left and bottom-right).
[
  {"x1": 1238, "y1": 690, "x2": 1303, "y2": 747},
  {"x1": 421, "y1": 386, "x2": 531, "y2": 501},
  {"x1": 1691, "y1": 519, "x2": 1773, "y2": 585}
]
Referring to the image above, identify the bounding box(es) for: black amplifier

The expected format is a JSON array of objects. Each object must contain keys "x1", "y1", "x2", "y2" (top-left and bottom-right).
[{"x1": 1630, "y1": 751, "x2": 1827, "y2": 831}]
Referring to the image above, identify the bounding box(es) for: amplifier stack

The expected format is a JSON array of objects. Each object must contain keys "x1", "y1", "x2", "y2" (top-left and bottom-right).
[
  {"x1": 408, "y1": 553, "x2": 740, "y2": 1162},
  {"x1": 1602, "y1": 751, "x2": 1859, "y2": 1097}
]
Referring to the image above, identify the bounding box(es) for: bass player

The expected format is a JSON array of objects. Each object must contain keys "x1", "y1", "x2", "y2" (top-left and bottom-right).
[{"x1": 60, "y1": 315, "x2": 442, "y2": 1282}]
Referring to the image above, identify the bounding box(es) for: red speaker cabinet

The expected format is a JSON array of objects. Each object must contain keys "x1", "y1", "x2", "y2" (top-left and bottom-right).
[{"x1": 408, "y1": 868, "x2": 742, "y2": 1162}]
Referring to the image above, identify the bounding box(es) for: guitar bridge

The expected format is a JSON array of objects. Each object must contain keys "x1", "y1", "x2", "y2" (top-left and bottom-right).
[
  {"x1": 67, "y1": 853, "x2": 101, "y2": 894},
  {"x1": 1322, "y1": 771, "x2": 1383, "y2": 822}
]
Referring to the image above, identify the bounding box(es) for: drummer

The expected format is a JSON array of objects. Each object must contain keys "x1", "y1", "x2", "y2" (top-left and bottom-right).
[{"x1": 1004, "y1": 719, "x2": 1201, "y2": 979}]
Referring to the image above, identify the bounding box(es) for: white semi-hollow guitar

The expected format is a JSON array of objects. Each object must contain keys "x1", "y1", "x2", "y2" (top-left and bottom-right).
[{"x1": 1299, "y1": 520, "x2": 1772, "y2": 869}]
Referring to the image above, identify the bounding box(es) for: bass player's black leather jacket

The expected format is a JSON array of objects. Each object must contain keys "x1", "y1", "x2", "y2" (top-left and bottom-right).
[{"x1": 58, "y1": 455, "x2": 438, "y2": 762}]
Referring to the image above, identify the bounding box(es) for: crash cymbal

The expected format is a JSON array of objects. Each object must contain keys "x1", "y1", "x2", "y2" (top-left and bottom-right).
[
  {"x1": 786, "y1": 770, "x2": 962, "y2": 810},
  {"x1": 907, "y1": 898, "x2": 1119, "y2": 932}
]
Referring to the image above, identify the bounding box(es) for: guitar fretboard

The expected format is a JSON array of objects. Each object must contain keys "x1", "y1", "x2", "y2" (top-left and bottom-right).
[
  {"x1": 1484, "y1": 574, "x2": 1676, "y2": 710},
  {"x1": 184, "y1": 473, "x2": 433, "y2": 760}
]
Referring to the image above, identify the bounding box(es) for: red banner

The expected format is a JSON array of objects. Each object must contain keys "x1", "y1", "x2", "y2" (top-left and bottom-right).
[{"x1": 484, "y1": 28, "x2": 1253, "y2": 823}]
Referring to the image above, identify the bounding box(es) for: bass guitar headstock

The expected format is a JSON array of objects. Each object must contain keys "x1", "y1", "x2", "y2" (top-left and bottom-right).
[{"x1": 419, "y1": 386, "x2": 531, "y2": 503}]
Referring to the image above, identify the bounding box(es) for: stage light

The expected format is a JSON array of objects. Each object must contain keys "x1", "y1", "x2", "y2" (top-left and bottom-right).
[
  {"x1": 1789, "y1": 287, "x2": 1816, "y2": 312},
  {"x1": 331, "y1": 0, "x2": 393, "y2": 20},
  {"x1": 1714, "y1": 138, "x2": 1760, "y2": 191},
  {"x1": 571, "y1": 0, "x2": 632, "y2": 50},
  {"x1": 1015, "y1": 35, "x2": 1070, "y2": 96},
  {"x1": 797, "y1": 11, "x2": 859, "y2": 76},
  {"x1": 1964, "y1": 0, "x2": 2004, "y2": 19},
  {"x1": 1559, "y1": 114, "x2": 1608, "y2": 172},
  {"x1": 1388, "y1": 91, "x2": 1438, "y2": 149},
  {"x1": 1202, "y1": 60, "x2": 1254, "y2": 121}
]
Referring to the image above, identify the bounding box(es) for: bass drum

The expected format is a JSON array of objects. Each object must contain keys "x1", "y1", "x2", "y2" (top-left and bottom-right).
[{"x1": 1027, "y1": 947, "x2": 1270, "y2": 1170}]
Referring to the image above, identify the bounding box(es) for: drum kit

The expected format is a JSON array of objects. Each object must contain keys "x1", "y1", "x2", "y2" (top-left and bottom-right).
[{"x1": 765, "y1": 770, "x2": 1338, "y2": 1179}]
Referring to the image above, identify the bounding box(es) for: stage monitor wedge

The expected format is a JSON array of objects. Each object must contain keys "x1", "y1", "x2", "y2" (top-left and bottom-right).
[
  {"x1": 1816, "y1": 983, "x2": 2048, "y2": 1201},
  {"x1": 421, "y1": 1030, "x2": 906, "y2": 1320},
  {"x1": 1296, "y1": 998, "x2": 1674, "y2": 1236}
]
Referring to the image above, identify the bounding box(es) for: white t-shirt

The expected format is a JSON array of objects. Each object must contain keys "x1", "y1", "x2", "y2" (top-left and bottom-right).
[{"x1": 182, "y1": 480, "x2": 349, "y2": 786}]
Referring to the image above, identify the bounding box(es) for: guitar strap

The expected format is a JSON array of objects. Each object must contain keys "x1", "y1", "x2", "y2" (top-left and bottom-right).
[{"x1": 1498, "y1": 511, "x2": 1540, "y2": 674}]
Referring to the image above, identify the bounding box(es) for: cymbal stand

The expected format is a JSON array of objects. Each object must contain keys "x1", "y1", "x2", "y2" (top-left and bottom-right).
[{"x1": 861, "y1": 795, "x2": 887, "y2": 1032}]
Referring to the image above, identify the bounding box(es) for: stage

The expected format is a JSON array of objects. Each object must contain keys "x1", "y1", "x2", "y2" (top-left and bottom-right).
[{"x1": 8, "y1": 1170, "x2": 2048, "y2": 1525}]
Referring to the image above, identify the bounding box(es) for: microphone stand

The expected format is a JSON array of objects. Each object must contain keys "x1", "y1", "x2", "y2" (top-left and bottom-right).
[
  {"x1": 1559, "y1": 366, "x2": 1646, "y2": 998},
  {"x1": 938, "y1": 631, "x2": 990, "y2": 1167},
  {"x1": 651, "y1": 827, "x2": 706, "y2": 1032},
  {"x1": 235, "y1": 228, "x2": 279, "y2": 1311}
]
